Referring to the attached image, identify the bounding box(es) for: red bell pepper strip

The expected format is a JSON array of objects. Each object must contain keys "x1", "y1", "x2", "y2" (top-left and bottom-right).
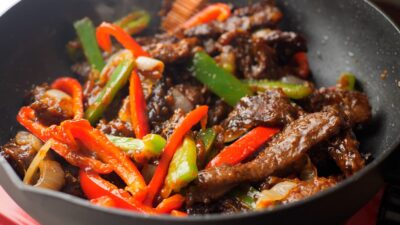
[
  {"x1": 16, "y1": 107, "x2": 112, "y2": 174},
  {"x1": 90, "y1": 196, "x2": 116, "y2": 208},
  {"x1": 293, "y1": 52, "x2": 310, "y2": 78},
  {"x1": 62, "y1": 120, "x2": 147, "y2": 201},
  {"x1": 182, "y1": 3, "x2": 231, "y2": 29},
  {"x1": 96, "y1": 22, "x2": 150, "y2": 57},
  {"x1": 51, "y1": 77, "x2": 84, "y2": 120},
  {"x1": 155, "y1": 194, "x2": 185, "y2": 214},
  {"x1": 129, "y1": 70, "x2": 149, "y2": 139},
  {"x1": 207, "y1": 127, "x2": 279, "y2": 168},
  {"x1": 171, "y1": 210, "x2": 188, "y2": 217},
  {"x1": 80, "y1": 170, "x2": 156, "y2": 213},
  {"x1": 144, "y1": 106, "x2": 209, "y2": 206}
]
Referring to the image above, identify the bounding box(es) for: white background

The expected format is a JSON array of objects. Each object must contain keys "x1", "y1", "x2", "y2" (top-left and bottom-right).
[{"x1": 0, "y1": 0, "x2": 20, "y2": 16}]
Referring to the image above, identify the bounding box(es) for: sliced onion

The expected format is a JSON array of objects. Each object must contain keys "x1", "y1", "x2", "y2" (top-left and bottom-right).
[
  {"x1": 15, "y1": 131, "x2": 43, "y2": 151},
  {"x1": 136, "y1": 56, "x2": 164, "y2": 74},
  {"x1": 45, "y1": 89, "x2": 72, "y2": 101},
  {"x1": 34, "y1": 160, "x2": 65, "y2": 191},
  {"x1": 256, "y1": 181, "x2": 298, "y2": 209},
  {"x1": 280, "y1": 75, "x2": 307, "y2": 85},
  {"x1": 170, "y1": 88, "x2": 194, "y2": 113},
  {"x1": 23, "y1": 139, "x2": 54, "y2": 185}
]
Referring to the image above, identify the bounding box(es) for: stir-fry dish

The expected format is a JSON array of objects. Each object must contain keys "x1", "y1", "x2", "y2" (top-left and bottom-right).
[{"x1": 0, "y1": 1, "x2": 372, "y2": 216}]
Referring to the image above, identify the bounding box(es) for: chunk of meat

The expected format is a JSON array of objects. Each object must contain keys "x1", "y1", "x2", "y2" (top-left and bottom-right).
[
  {"x1": 222, "y1": 89, "x2": 298, "y2": 142},
  {"x1": 60, "y1": 161, "x2": 85, "y2": 198},
  {"x1": 96, "y1": 119, "x2": 134, "y2": 137},
  {"x1": 29, "y1": 84, "x2": 74, "y2": 125},
  {"x1": 142, "y1": 37, "x2": 199, "y2": 63},
  {"x1": 188, "y1": 107, "x2": 343, "y2": 204},
  {"x1": 147, "y1": 80, "x2": 173, "y2": 134},
  {"x1": 207, "y1": 99, "x2": 232, "y2": 126},
  {"x1": 0, "y1": 131, "x2": 42, "y2": 177},
  {"x1": 160, "y1": 109, "x2": 185, "y2": 138},
  {"x1": 1, "y1": 141, "x2": 37, "y2": 178},
  {"x1": 302, "y1": 88, "x2": 372, "y2": 125},
  {"x1": 184, "y1": 1, "x2": 282, "y2": 38},
  {"x1": 233, "y1": 32, "x2": 282, "y2": 79},
  {"x1": 327, "y1": 130, "x2": 365, "y2": 177},
  {"x1": 253, "y1": 30, "x2": 307, "y2": 64}
]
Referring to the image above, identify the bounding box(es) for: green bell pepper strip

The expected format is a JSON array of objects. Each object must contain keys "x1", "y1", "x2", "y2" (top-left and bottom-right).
[
  {"x1": 107, "y1": 134, "x2": 166, "y2": 162},
  {"x1": 85, "y1": 59, "x2": 135, "y2": 124},
  {"x1": 196, "y1": 128, "x2": 217, "y2": 167},
  {"x1": 163, "y1": 136, "x2": 198, "y2": 196},
  {"x1": 74, "y1": 18, "x2": 105, "y2": 71},
  {"x1": 337, "y1": 72, "x2": 356, "y2": 91},
  {"x1": 114, "y1": 10, "x2": 151, "y2": 36},
  {"x1": 192, "y1": 52, "x2": 253, "y2": 106},
  {"x1": 244, "y1": 79, "x2": 313, "y2": 100},
  {"x1": 197, "y1": 128, "x2": 216, "y2": 153},
  {"x1": 230, "y1": 185, "x2": 260, "y2": 209}
]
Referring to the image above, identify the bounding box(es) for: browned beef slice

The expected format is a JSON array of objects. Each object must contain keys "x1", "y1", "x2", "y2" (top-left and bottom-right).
[
  {"x1": 161, "y1": 109, "x2": 185, "y2": 138},
  {"x1": 222, "y1": 89, "x2": 298, "y2": 142},
  {"x1": 96, "y1": 119, "x2": 134, "y2": 137},
  {"x1": 188, "y1": 107, "x2": 342, "y2": 204},
  {"x1": 142, "y1": 37, "x2": 199, "y2": 63},
  {"x1": 30, "y1": 84, "x2": 74, "y2": 126},
  {"x1": 254, "y1": 30, "x2": 307, "y2": 64},
  {"x1": 302, "y1": 88, "x2": 372, "y2": 125},
  {"x1": 147, "y1": 80, "x2": 173, "y2": 134},
  {"x1": 327, "y1": 130, "x2": 365, "y2": 177},
  {"x1": 233, "y1": 32, "x2": 282, "y2": 79},
  {"x1": 184, "y1": 1, "x2": 282, "y2": 38},
  {"x1": 1, "y1": 141, "x2": 37, "y2": 177}
]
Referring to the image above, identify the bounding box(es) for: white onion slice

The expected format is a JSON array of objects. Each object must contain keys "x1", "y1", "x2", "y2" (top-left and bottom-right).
[
  {"x1": 136, "y1": 56, "x2": 164, "y2": 73},
  {"x1": 23, "y1": 139, "x2": 54, "y2": 185},
  {"x1": 256, "y1": 181, "x2": 298, "y2": 209},
  {"x1": 34, "y1": 160, "x2": 65, "y2": 191},
  {"x1": 45, "y1": 89, "x2": 72, "y2": 101}
]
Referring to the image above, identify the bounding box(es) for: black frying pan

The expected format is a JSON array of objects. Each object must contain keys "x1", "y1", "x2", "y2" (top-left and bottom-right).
[{"x1": 0, "y1": 0, "x2": 399, "y2": 225}]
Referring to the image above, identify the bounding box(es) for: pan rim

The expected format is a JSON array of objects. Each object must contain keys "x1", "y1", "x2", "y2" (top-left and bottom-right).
[{"x1": 0, "y1": 0, "x2": 400, "y2": 222}]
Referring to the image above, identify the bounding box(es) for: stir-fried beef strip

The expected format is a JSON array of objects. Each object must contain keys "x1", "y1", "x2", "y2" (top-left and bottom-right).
[
  {"x1": 29, "y1": 84, "x2": 74, "y2": 125},
  {"x1": 160, "y1": 108, "x2": 185, "y2": 138},
  {"x1": 327, "y1": 130, "x2": 365, "y2": 177},
  {"x1": 97, "y1": 118, "x2": 134, "y2": 137},
  {"x1": 1, "y1": 132, "x2": 41, "y2": 177},
  {"x1": 188, "y1": 107, "x2": 343, "y2": 204},
  {"x1": 231, "y1": 31, "x2": 283, "y2": 79},
  {"x1": 142, "y1": 37, "x2": 199, "y2": 64},
  {"x1": 222, "y1": 89, "x2": 298, "y2": 142},
  {"x1": 302, "y1": 88, "x2": 372, "y2": 126},
  {"x1": 253, "y1": 30, "x2": 307, "y2": 64},
  {"x1": 184, "y1": 1, "x2": 282, "y2": 38},
  {"x1": 147, "y1": 80, "x2": 173, "y2": 134}
]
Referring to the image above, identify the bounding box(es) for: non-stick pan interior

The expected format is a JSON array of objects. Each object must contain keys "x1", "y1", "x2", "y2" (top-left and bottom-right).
[{"x1": 0, "y1": 0, "x2": 399, "y2": 225}]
